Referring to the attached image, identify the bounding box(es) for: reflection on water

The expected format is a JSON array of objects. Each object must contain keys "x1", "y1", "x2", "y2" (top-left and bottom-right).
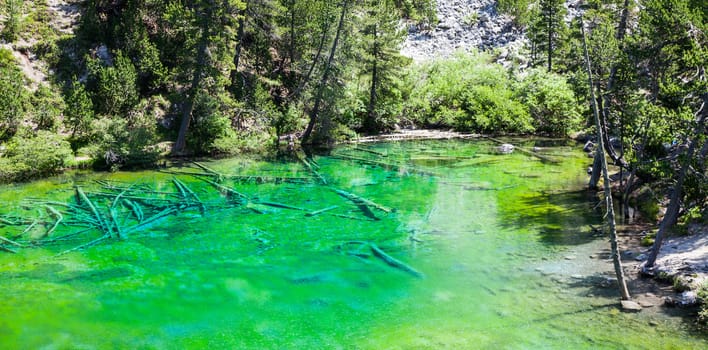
[{"x1": 0, "y1": 138, "x2": 705, "y2": 349}]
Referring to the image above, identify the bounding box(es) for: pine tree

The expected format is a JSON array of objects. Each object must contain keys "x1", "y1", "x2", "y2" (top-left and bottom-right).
[
  {"x1": 528, "y1": 0, "x2": 566, "y2": 72},
  {"x1": 357, "y1": 0, "x2": 407, "y2": 133}
]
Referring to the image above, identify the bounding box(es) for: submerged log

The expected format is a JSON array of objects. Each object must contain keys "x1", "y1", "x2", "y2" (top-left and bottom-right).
[
  {"x1": 202, "y1": 179, "x2": 249, "y2": 204},
  {"x1": 0, "y1": 245, "x2": 18, "y2": 253},
  {"x1": 122, "y1": 199, "x2": 144, "y2": 222},
  {"x1": 352, "y1": 146, "x2": 387, "y2": 157},
  {"x1": 0, "y1": 235, "x2": 24, "y2": 247},
  {"x1": 305, "y1": 205, "x2": 339, "y2": 217},
  {"x1": 257, "y1": 201, "x2": 306, "y2": 211},
  {"x1": 369, "y1": 243, "x2": 424, "y2": 278},
  {"x1": 328, "y1": 213, "x2": 378, "y2": 221},
  {"x1": 331, "y1": 153, "x2": 436, "y2": 177},
  {"x1": 193, "y1": 161, "x2": 223, "y2": 179},
  {"x1": 173, "y1": 178, "x2": 206, "y2": 215},
  {"x1": 76, "y1": 187, "x2": 112, "y2": 237},
  {"x1": 44, "y1": 205, "x2": 63, "y2": 237},
  {"x1": 334, "y1": 189, "x2": 394, "y2": 213},
  {"x1": 162, "y1": 170, "x2": 314, "y2": 184},
  {"x1": 338, "y1": 241, "x2": 423, "y2": 278},
  {"x1": 56, "y1": 234, "x2": 110, "y2": 257}
]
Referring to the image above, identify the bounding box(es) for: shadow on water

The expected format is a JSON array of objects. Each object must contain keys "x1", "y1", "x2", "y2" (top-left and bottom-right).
[{"x1": 497, "y1": 189, "x2": 605, "y2": 246}]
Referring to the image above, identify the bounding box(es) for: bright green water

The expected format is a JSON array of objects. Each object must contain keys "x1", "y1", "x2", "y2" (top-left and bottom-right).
[{"x1": 0, "y1": 139, "x2": 705, "y2": 349}]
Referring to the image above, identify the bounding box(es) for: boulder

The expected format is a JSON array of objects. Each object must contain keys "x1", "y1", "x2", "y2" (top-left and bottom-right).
[
  {"x1": 620, "y1": 300, "x2": 643, "y2": 312},
  {"x1": 497, "y1": 144, "x2": 515, "y2": 154},
  {"x1": 583, "y1": 140, "x2": 594, "y2": 152}
]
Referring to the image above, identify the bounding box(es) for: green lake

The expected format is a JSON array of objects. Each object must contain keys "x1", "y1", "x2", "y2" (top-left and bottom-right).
[{"x1": 1, "y1": 138, "x2": 706, "y2": 349}]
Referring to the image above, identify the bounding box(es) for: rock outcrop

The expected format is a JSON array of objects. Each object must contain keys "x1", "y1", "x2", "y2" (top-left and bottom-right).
[{"x1": 401, "y1": 0, "x2": 525, "y2": 63}]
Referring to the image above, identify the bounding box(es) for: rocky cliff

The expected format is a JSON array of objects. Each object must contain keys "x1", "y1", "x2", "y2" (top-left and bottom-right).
[{"x1": 401, "y1": 0, "x2": 525, "y2": 62}]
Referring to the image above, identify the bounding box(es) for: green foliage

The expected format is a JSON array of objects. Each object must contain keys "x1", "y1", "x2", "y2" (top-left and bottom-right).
[
  {"x1": 640, "y1": 231, "x2": 656, "y2": 246},
  {"x1": 462, "y1": 13, "x2": 479, "y2": 26},
  {"x1": 518, "y1": 69, "x2": 584, "y2": 136},
  {"x1": 64, "y1": 80, "x2": 95, "y2": 143},
  {"x1": 186, "y1": 91, "x2": 236, "y2": 155},
  {"x1": 498, "y1": 0, "x2": 534, "y2": 25},
  {"x1": 527, "y1": 0, "x2": 568, "y2": 71},
  {"x1": 1, "y1": 0, "x2": 23, "y2": 42},
  {"x1": 404, "y1": 52, "x2": 535, "y2": 134},
  {"x1": 30, "y1": 85, "x2": 64, "y2": 132},
  {"x1": 88, "y1": 101, "x2": 159, "y2": 170},
  {"x1": 698, "y1": 282, "x2": 708, "y2": 325},
  {"x1": 0, "y1": 130, "x2": 72, "y2": 182},
  {"x1": 86, "y1": 51, "x2": 139, "y2": 117},
  {"x1": 0, "y1": 49, "x2": 26, "y2": 141},
  {"x1": 456, "y1": 85, "x2": 532, "y2": 133},
  {"x1": 394, "y1": 0, "x2": 436, "y2": 24}
]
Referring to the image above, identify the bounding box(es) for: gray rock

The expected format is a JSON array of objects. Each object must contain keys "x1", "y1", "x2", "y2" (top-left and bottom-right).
[
  {"x1": 497, "y1": 144, "x2": 515, "y2": 154},
  {"x1": 620, "y1": 300, "x2": 643, "y2": 312},
  {"x1": 679, "y1": 291, "x2": 698, "y2": 306},
  {"x1": 583, "y1": 140, "x2": 594, "y2": 152}
]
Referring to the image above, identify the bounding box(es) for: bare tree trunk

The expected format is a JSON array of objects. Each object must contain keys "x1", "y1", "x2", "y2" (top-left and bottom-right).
[
  {"x1": 589, "y1": 150, "x2": 602, "y2": 189},
  {"x1": 365, "y1": 24, "x2": 378, "y2": 133},
  {"x1": 547, "y1": 5, "x2": 552, "y2": 72},
  {"x1": 301, "y1": 0, "x2": 348, "y2": 144},
  {"x1": 645, "y1": 93, "x2": 707, "y2": 269},
  {"x1": 289, "y1": 0, "x2": 296, "y2": 67},
  {"x1": 288, "y1": 14, "x2": 332, "y2": 101},
  {"x1": 173, "y1": 4, "x2": 212, "y2": 155},
  {"x1": 230, "y1": 0, "x2": 249, "y2": 90},
  {"x1": 581, "y1": 17, "x2": 631, "y2": 300}
]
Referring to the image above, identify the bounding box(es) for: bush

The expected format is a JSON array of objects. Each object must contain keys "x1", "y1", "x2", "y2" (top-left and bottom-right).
[
  {"x1": 0, "y1": 130, "x2": 72, "y2": 182},
  {"x1": 89, "y1": 100, "x2": 159, "y2": 170},
  {"x1": 30, "y1": 85, "x2": 64, "y2": 132},
  {"x1": 518, "y1": 68, "x2": 584, "y2": 136},
  {"x1": 404, "y1": 52, "x2": 534, "y2": 134},
  {"x1": 86, "y1": 51, "x2": 139, "y2": 116},
  {"x1": 64, "y1": 80, "x2": 95, "y2": 145},
  {"x1": 0, "y1": 49, "x2": 27, "y2": 141},
  {"x1": 698, "y1": 282, "x2": 708, "y2": 325}
]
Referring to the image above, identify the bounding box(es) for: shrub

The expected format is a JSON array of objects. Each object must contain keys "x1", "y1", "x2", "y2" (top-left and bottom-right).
[
  {"x1": 0, "y1": 130, "x2": 72, "y2": 182},
  {"x1": 0, "y1": 49, "x2": 27, "y2": 141},
  {"x1": 518, "y1": 68, "x2": 584, "y2": 136},
  {"x1": 86, "y1": 51, "x2": 139, "y2": 116},
  {"x1": 30, "y1": 85, "x2": 64, "y2": 132},
  {"x1": 64, "y1": 80, "x2": 95, "y2": 144},
  {"x1": 405, "y1": 51, "x2": 534, "y2": 134},
  {"x1": 89, "y1": 100, "x2": 159, "y2": 170}
]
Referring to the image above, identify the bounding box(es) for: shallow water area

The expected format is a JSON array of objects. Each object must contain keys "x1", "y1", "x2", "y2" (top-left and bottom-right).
[{"x1": 0, "y1": 138, "x2": 706, "y2": 349}]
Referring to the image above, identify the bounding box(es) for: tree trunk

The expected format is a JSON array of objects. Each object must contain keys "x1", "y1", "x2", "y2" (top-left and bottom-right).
[
  {"x1": 230, "y1": 0, "x2": 249, "y2": 90},
  {"x1": 593, "y1": 0, "x2": 631, "y2": 169},
  {"x1": 288, "y1": 14, "x2": 331, "y2": 101},
  {"x1": 301, "y1": 0, "x2": 348, "y2": 144},
  {"x1": 581, "y1": 17, "x2": 631, "y2": 300},
  {"x1": 365, "y1": 24, "x2": 378, "y2": 133},
  {"x1": 589, "y1": 150, "x2": 602, "y2": 189},
  {"x1": 547, "y1": 5, "x2": 552, "y2": 72},
  {"x1": 645, "y1": 93, "x2": 707, "y2": 269},
  {"x1": 172, "y1": 4, "x2": 212, "y2": 155},
  {"x1": 289, "y1": 0, "x2": 296, "y2": 68}
]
